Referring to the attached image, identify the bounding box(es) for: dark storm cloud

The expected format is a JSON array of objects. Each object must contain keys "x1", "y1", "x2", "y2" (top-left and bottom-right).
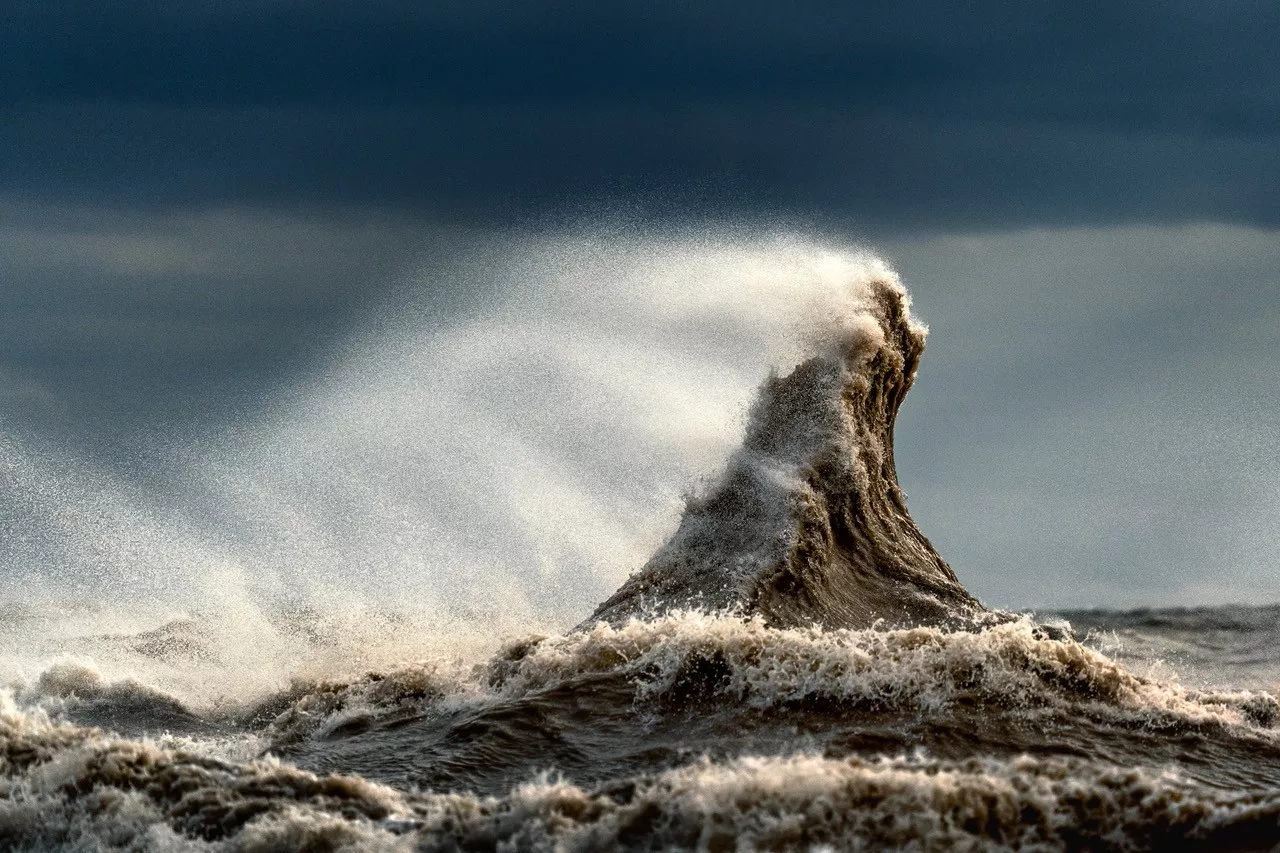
[
  {"x1": 0, "y1": 204, "x2": 482, "y2": 448},
  {"x1": 5, "y1": 2, "x2": 1276, "y2": 123},
  {"x1": 2, "y1": 1, "x2": 1278, "y2": 227},
  {"x1": 4, "y1": 104, "x2": 1278, "y2": 232}
]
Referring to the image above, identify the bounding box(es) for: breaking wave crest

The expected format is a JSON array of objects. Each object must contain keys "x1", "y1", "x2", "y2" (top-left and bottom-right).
[
  {"x1": 501, "y1": 614, "x2": 1280, "y2": 727},
  {"x1": 586, "y1": 267, "x2": 984, "y2": 631}
]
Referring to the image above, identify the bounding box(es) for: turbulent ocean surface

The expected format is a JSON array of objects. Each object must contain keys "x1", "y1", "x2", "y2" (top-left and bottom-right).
[{"x1": 3, "y1": 242, "x2": 1279, "y2": 851}]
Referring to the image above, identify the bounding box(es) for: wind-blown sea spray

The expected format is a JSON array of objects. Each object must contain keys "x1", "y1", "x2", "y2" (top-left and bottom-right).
[
  {"x1": 193, "y1": 231, "x2": 911, "y2": 627},
  {"x1": 1, "y1": 230, "x2": 909, "y2": 702}
]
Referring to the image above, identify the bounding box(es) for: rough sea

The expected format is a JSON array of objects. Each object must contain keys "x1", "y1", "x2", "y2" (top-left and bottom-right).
[{"x1": 3, "y1": 242, "x2": 1278, "y2": 851}]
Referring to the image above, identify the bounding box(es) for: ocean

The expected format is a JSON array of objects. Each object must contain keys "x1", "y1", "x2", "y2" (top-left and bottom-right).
[{"x1": 2, "y1": 247, "x2": 1278, "y2": 851}]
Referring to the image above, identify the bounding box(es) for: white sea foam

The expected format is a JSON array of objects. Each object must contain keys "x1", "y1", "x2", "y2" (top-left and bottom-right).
[
  {"x1": 258, "y1": 612, "x2": 1279, "y2": 748},
  {"x1": 4, "y1": 694, "x2": 1277, "y2": 852}
]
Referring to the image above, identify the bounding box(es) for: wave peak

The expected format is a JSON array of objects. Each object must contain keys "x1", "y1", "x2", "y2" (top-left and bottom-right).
[{"x1": 583, "y1": 272, "x2": 983, "y2": 630}]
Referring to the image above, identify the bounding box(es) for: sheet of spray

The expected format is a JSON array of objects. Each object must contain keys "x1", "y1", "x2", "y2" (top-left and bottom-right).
[{"x1": 0, "y1": 229, "x2": 896, "y2": 710}]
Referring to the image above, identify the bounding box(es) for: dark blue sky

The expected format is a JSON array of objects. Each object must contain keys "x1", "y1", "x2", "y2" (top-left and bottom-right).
[{"x1": 2, "y1": 1, "x2": 1277, "y2": 226}]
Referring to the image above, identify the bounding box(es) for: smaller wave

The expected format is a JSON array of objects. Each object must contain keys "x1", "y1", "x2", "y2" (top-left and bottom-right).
[
  {"x1": 0, "y1": 698, "x2": 413, "y2": 852},
  {"x1": 0, "y1": 599, "x2": 512, "y2": 725},
  {"x1": 15, "y1": 610, "x2": 1275, "y2": 794},
  {"x1": 5, "y1": 697, "x2": 1280, "y2": 853},
  {"x1": 279, "y1": 613, "x2": 1278, "y2": 737},
  {"x1": 412, "y1": 754, "x2": 1280, "y2": 851},
  {"x1": 11, "y1": 610, "x2": 1280, "y2": 816},
  {"x1": 7, "y1": 660, "x2": 228, "y2": 740},
  {"x1": 262, "y1": 663, "x2": 476, "y2": 746},
  {"x1": 533, "y1": 614, "x2": 1279, "y2": 728}
]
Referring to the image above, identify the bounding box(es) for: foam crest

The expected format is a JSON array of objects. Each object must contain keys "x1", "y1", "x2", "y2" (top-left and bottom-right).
[
  {"x1": 0, "y1": 702, "x2": 416, "y2": 852},
  {"x1": 4, "y1": 698, "x2": 1279, "y2": 853},
  {"x1": 256, "y1": 613, "x2": 1278, "y2": 754},
  {"x1": 509, "y1": 614, "x2": 1280, "y2": 729},
  {"x1": 263, "y1": 663, "x2": 475, "y2": 747}
]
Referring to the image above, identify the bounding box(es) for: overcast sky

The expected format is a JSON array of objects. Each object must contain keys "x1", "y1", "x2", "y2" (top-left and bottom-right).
[{"x1": 1, "y1": 2, "x2": 1277, "y2": 615}]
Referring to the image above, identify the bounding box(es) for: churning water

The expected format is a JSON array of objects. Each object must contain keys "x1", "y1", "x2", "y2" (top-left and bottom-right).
[{"x1": 3, "y1": 234, "x2": 1279, "y2": 851}]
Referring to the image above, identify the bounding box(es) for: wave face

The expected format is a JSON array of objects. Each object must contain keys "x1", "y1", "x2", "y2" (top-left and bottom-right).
[
  {"x1": 586, "y1": 273, "x2": 983, "y2": 630},
  {"x1": 3, "y1": 236, "x2": 1280, "y2": 851}
]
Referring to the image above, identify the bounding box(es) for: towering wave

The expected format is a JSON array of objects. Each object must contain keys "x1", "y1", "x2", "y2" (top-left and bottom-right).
[
  {"x1": 585, "y1": 274, "x2": 984, "y2": 630},
  {"x1": 6, "y1": 237, "x2": 1280, "y2": 852}
]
